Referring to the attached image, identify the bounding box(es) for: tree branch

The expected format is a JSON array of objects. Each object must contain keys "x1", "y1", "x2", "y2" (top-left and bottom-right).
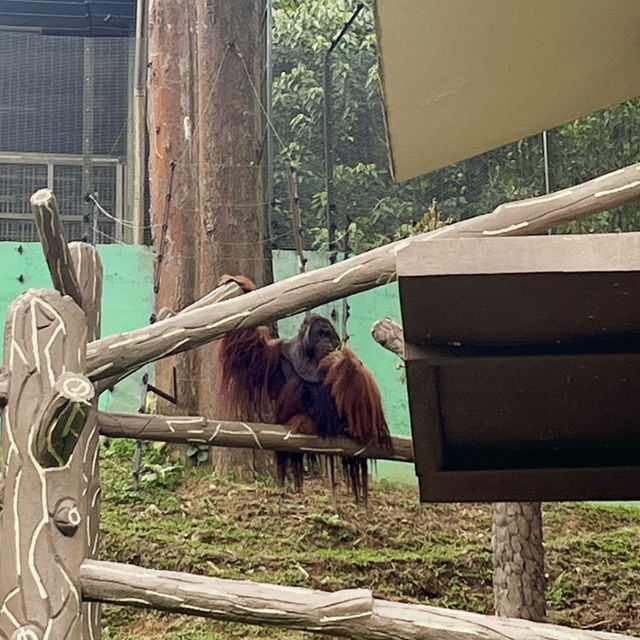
[
  {"x1": 371, "y1": 318, "x2": 405, "y2": 358},
  {"x1": 79, "y1": 560, "x2": 634, "y2": 640},
  {"x1": 155, "y1": 280, "x2": 244, "y2": 321},
  {"x1": 94, "y1": 280, "x2": 244, "y2": 394},
  {"x1": 97, "y1": 411, "x2": 415, "y2": 462},
  {"x1": 86, "y1": 162, "x2": 640, "y2": 382},
  {"x1": 31, "y1": 188, "x2": 84, "y2": 309}
]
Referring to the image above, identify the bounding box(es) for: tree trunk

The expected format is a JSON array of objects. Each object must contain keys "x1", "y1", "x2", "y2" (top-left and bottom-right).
[
  {"x1": 194, "y1": 0, "x2": 273, "y2": 478},
  {"x1": 147, "y1": 0, "x2": 208, "y2": 449},
  {"x1": 0, "y1": 290, "x2": 92, "y2": 638},
  {"x1": 492, "y1": 502, "x2": 546, "y2": 621},
  {"x1": 148, "y1": 0, "x2": 273, "y2": 476}
]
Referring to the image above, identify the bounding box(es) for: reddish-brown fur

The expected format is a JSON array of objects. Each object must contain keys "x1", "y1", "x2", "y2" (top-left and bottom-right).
[{"x1": 217, "y1": 275, "x2": 391, "y2": 502}]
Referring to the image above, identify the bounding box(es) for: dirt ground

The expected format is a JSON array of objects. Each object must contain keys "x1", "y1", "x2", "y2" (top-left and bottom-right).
[{"x1": 99, "y1": 453, "x2": 640, "y2": 639}]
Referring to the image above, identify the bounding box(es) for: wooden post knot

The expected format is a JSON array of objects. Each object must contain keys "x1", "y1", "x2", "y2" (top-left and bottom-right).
[
  {"x1": 34, "y1": 372, "x2": 95, "y2": 468},
  {"x1": 53, "y1": 498, "x2": 82, "y2": 536},
  {"x1": 57, "y1": 372, "x2": 95, "y2": 404},
  {"x1": 10, "y1": 625, "x2": 42, "y2": 640}
]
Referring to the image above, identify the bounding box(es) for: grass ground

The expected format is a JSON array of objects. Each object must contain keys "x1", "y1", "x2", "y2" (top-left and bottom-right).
[{"x1": 100, "y1": 441, "x2": 640, "y2": 639}]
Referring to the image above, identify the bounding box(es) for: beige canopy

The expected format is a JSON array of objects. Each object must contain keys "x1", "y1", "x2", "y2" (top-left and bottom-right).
[{"x1": 374, "y1": 0, "x2": 640, "y2": 181}]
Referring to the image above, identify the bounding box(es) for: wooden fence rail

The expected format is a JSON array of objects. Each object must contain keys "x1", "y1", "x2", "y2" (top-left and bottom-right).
[
  {"x1": 79, "y1": 560, "x2": 630, "y2": 640},
  {"x1": 97, "y1": 411, "x2": 415, "y2": 462},
  {"x1": 84, "y1": 161, "x2": 640, "y2": 385}
]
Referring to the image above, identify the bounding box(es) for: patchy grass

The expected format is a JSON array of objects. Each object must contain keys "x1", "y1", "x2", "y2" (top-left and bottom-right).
[{"x1": 100, "y1": 442, "x2": 640, "y2": 638}]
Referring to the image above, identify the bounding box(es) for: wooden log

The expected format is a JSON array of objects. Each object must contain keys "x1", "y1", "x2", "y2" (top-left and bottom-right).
[
  {"x1": 371, "y1": 318, "x2": 405, "y2": 358},
  {"x1": 0, "y1": 289, "x2": 89, "y2": 638},
  {"x1": 68, "y1": 242, "x2": 103, "y2": 343},
  {"x1": 95, "y1": 280, "x2": 244, "y2": 393},
  {"x1": 68, "y1": 241, "x2": 104, "y2": 639},
  {"x1": 97, "y1": 411, "x2": 415, "y2": 462},
  {"x1": 156, "y1": 279, "x2": 244, "y2": 320},
  {"x1": 79, "y1": 560, "x2": 635, "y2": 640},
  {"x1": 86, "y1": 162, "x2": 640, "y2": 383},
  {"x1": 31, "y1": 189, "x2": 84, "y2": 309}
]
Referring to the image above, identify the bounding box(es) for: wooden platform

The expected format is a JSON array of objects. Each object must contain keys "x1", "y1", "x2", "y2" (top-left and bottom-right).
[{"x1": 397, "y1": 233, "x2": 640, "y2": 502}]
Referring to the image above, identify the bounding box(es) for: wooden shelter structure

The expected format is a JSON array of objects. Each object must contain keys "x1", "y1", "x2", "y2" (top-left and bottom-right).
[
  {"x1": 398, "y1": 234, "x2": 640, "y2": 502},
  {"x1": 1, "y1": 168, "x2": 640, "y2": 637},
  {"x1": 374, "y1": 0, "x2": 640, "y2": 180}
]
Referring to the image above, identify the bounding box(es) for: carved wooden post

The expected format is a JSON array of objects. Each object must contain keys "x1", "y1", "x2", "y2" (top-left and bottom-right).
[
  {"x1": 32, "y1": 189, "x2": 105, "y2": 638},
  {"x1": 30, "y1": 189, "x2": 84, "y2": 309},
  {"x1": 0, "y1": 289, "x2": 92, "y2": 639}
]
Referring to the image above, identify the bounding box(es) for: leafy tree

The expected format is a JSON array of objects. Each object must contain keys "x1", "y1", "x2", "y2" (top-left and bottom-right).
[{"x1": 271, "y1": 0, "x2": 640, "y2": 253}]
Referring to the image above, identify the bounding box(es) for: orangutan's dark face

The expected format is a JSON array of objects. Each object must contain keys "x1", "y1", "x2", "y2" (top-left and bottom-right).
[{"x1": 300, "y1": 314, "x2": 341, "y2": 362}]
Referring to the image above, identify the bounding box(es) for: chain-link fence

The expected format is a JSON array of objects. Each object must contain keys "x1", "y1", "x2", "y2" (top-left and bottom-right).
[
  {"x1": 269, "y1": 2, "x2": 640, "y2": 257},
  {"x1": 0, "y1": 32, "x2": 131, "y2": 243}
]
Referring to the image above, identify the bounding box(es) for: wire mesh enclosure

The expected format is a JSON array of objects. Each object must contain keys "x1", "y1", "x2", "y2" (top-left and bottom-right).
[
  {"x1": 0, "y1": 32, "x2": 132, "y2": 243},
  {"x1": 269, "y1": 3, "x2": 640, "y2": 258}
]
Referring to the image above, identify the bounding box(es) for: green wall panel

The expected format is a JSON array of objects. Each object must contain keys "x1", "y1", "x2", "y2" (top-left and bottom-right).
[{"x1": 0, "y1": 242, "x2": 155, "y2": 412}]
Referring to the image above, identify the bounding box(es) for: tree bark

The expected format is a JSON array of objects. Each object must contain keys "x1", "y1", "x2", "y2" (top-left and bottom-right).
[
  {"x1": 148, "y1": 0, "x2": 273, "y2": 476},
  {"x1": 68, "y1": 241, "x2": 104, "y2": 639},
  {"x1": 193, "y1": 0, "x2": 273, "y2": 478},
  {"x1": 371, "y1": 317, "x2": 405, "y2": 358},
  {"x1": 492, "y1": 502, "x2": 546, "y2": 622},
  {"x1": 147, "y1": 0, "x2": 201, "y2": 443},
  {"x1": 26, "y1": 185, "x2": 104, "y2": 638},
  {"x1": 31, "y1": 189, "x2": 84, "y2": 309}
]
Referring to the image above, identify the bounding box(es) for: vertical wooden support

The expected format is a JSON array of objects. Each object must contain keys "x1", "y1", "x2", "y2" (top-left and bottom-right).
[
  {"x1": 69, "y1": 242, "x2": 104, "y2": 639},
  {"x1": 492, "y1": 502, "x2": 546, "y2": 621},
  {"x1": 30, "y1": 189, "x2": 84, "y2": 310},
  {"x1": 32, "y1": 186, "x2": 105, "y2": 637},
  {"x1": 0, "y1": 289, "x2": 91, "y2": 638}
]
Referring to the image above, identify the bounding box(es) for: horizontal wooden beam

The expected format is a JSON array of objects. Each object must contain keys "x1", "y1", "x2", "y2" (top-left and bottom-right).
[
  {"x1": 79, "y1": 560, "x2": 634, "y2": 640},
  {"x1": 85, "y1": 162, "x2": 640, "y2": 382},
  {"x1": 97, "y1": 411, "x2": 414, "y2": 462}
]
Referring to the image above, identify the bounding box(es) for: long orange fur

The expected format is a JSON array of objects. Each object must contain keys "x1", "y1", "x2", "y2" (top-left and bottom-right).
[{"x1": 216, "y1": 275, "x2": 391, "y2": 501}]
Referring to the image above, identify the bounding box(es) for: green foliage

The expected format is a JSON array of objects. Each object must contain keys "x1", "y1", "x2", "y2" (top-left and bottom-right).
[
  {"x1": 187, "y1": 443, "x2": 209, "y2": 465},
  {"x1": 271, "y1": 0, "x2": 640, "y2": 251},
  {"x1": 272, "y1": 0, "x2": 432, "y2": 252},
  {"x1": 102, "y1": 438, "x2": 185, "y2": 494}
]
